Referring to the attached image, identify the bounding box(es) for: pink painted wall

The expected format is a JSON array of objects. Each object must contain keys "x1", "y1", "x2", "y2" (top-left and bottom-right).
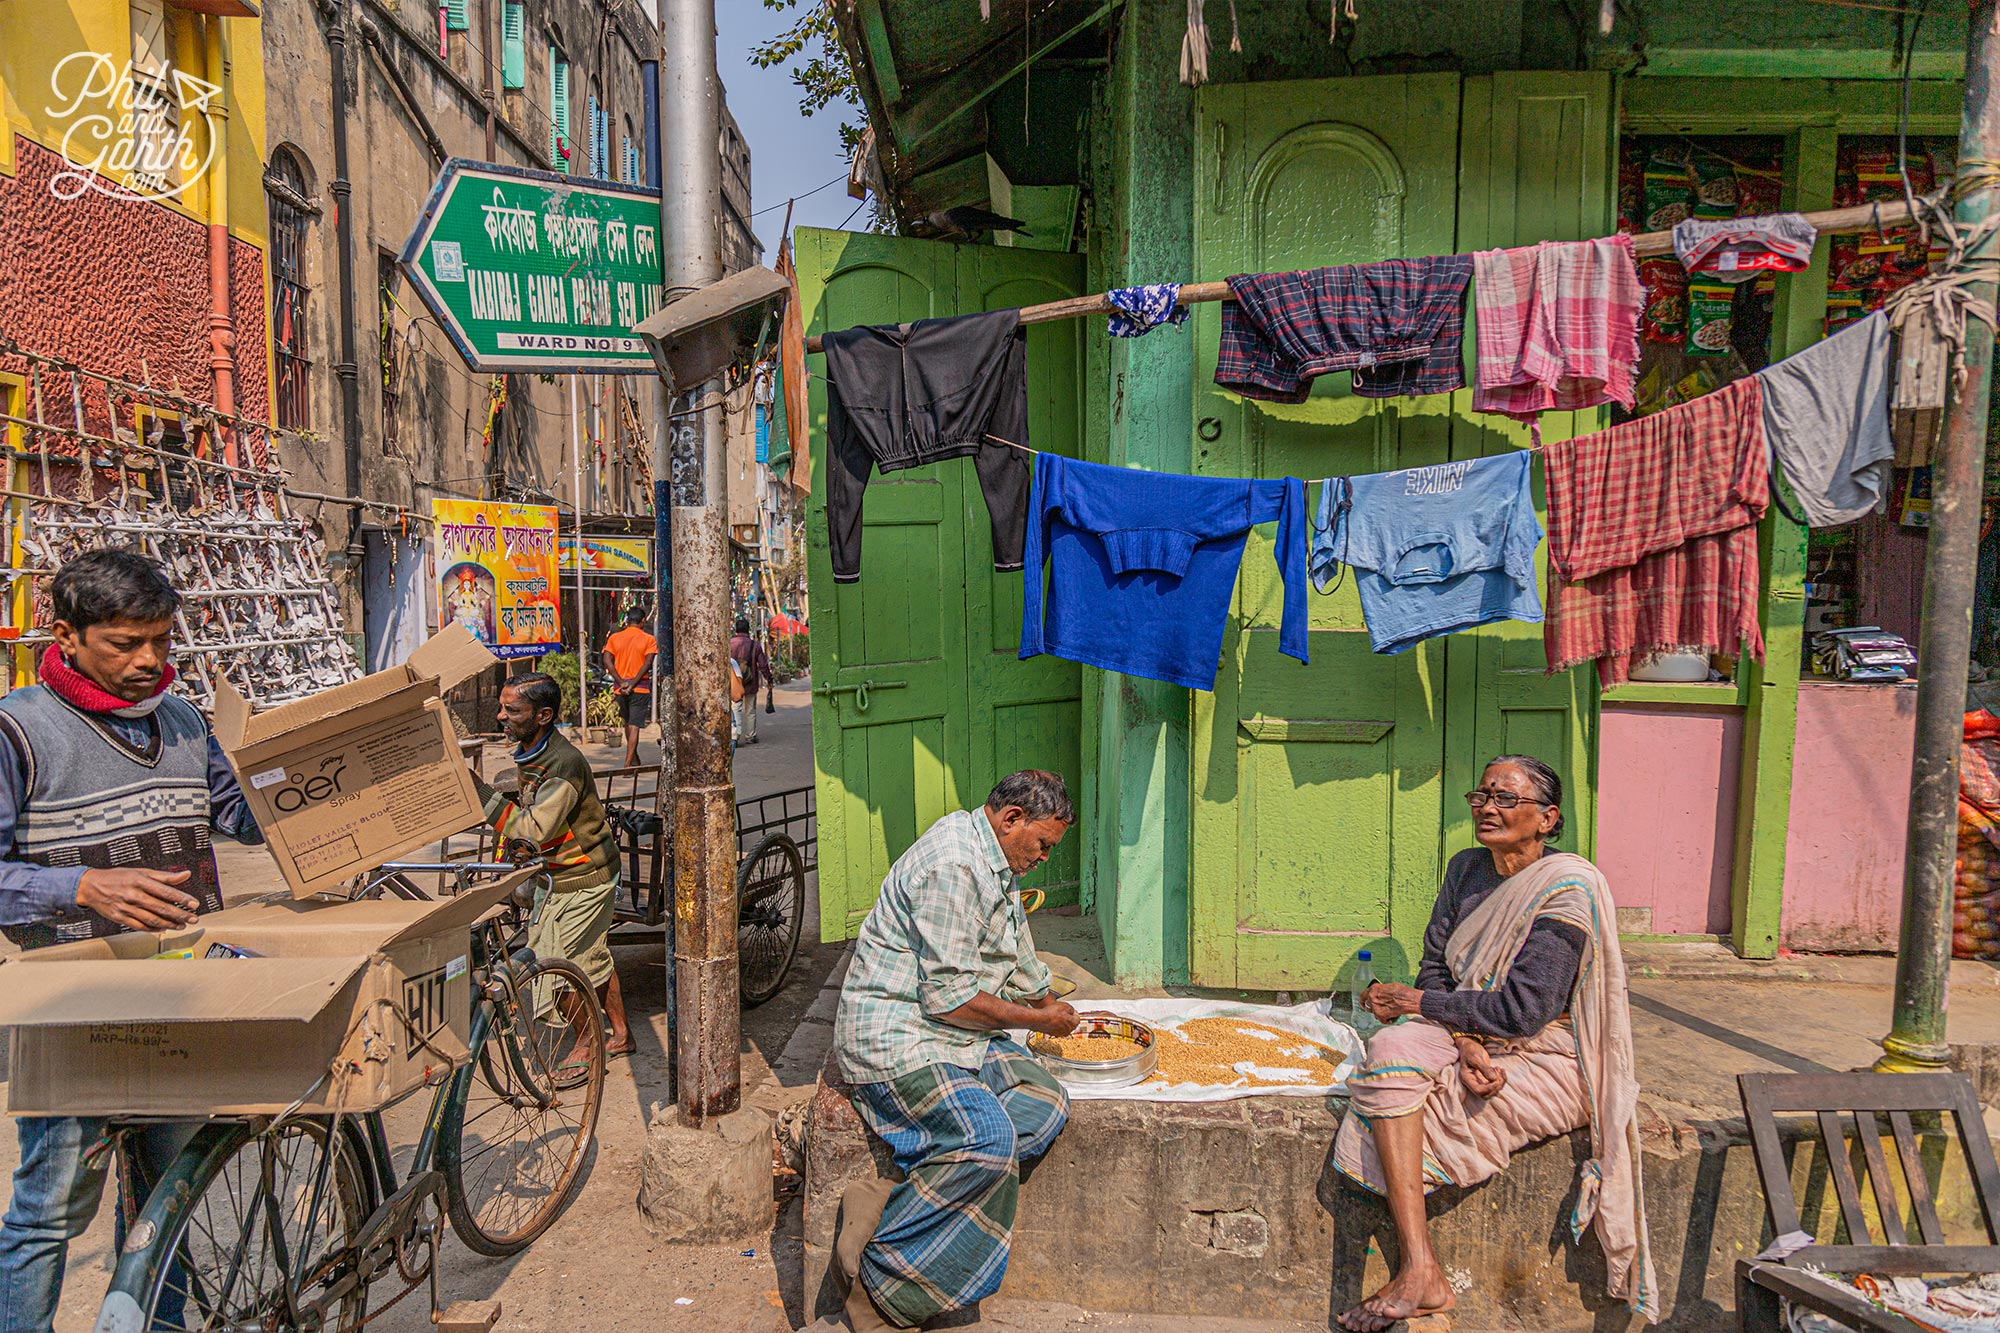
[
  {"x1": 1595, "y1": 703, "x2": 1744, "y2": 936},
  {"x1": 1780, "y1": 682, "x2": 1917, "y2": 952}
]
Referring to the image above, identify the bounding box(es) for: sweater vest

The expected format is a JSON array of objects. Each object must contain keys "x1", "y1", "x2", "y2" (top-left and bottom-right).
[{"x1": 0, "y1": 687, "x2": 224, "y2": 949}]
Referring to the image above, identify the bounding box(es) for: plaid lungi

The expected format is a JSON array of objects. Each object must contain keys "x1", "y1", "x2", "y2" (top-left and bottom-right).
[
  {"x1": 1217, "y1": 256, "x2": 1472, "y2": 402},
  {"x1": 849, "y1": 1040, "x2": 1069, "y2": 1327}
]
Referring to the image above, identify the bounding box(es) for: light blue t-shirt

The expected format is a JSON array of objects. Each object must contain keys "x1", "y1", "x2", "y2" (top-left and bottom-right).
[{"x1": 1310, "y1": 451, "x2": 1543, "y2": 655}]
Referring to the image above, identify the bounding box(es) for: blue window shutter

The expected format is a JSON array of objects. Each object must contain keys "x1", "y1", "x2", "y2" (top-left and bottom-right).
[
  {"x1": 596, "y1": 105, "x2": 609, "y2": 179},
  {"x1": 549, "y1": 57, "x2": 569, "y2": 171},
  {"x1": 755, "y1": 405, "x2": 770, "y2": 464},
  {"x1": 622, "y1": 136, "x2": 635, "y2": 183},
  {"x1": 501, "y1": 1, "x2": 524, "y2": 88},
  {"x1": 444, "y1": 0, "x2": 468, "y2": 31}
]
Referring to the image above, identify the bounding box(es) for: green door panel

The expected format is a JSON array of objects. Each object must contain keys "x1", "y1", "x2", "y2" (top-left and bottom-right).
[
  {"x1": 797, "y1": 230, "x2": 970, "y2": 940},
  {"x1": 798, "y1": 227, "x2": 1086, "y2": 940},
  {"x1": 1190, "y1": 74, "x2": 1462, "y2": 989},
  {"x1": 1442, "y1": 73, "x2": 1614, "y2": 862},
  {"x1": 957, "y1": 246, "x2": 1089, "y2": 905}
]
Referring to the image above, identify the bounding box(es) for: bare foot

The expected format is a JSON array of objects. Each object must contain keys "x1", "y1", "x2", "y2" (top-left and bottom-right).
[{"x1": 1337, "y1": 1262, "x2": 1455, "y2": 1332}]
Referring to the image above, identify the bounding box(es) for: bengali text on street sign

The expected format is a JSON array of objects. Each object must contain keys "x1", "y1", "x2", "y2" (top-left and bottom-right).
[{"x1": 399, "y1": 159, "x2": 664, "y2": 373}]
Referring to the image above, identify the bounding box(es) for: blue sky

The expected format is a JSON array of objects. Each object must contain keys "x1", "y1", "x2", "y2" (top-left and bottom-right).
[{"x1": 714, "y1": 4, "x2": 868, "y2": 258}]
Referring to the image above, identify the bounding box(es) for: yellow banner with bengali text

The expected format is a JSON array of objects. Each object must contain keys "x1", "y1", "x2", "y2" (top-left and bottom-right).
[{"x1": 433, "y1": 499, "x2": 562, "y2": 659}]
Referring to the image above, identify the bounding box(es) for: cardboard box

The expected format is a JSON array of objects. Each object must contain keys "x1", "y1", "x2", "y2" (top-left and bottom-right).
[
  {"x1": 214, "y1": 625, "x2": 497, "y2": 898},
  {"x1": 0, "y1": 875, "x2": 522, "y2": 1117}
]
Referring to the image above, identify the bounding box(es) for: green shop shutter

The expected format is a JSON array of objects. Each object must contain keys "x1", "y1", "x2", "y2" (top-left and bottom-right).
[
  {"x1": 549, "y1": 56, "x2": 569, "y2": 171},
  {"x1": 500, "y1": 0, "x2": 524, "y2": 89},
  {"x1": 444, "y1": 0, "x2": 468, "y2": 32}
]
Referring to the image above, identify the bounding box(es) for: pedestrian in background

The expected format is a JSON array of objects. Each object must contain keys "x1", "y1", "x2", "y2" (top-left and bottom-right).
[
  {"x1": 600, "y1": 606, "x2": 657, "y2": 769},
  {"x1": 730, "y1": 616, "x2": 772, "y2": 746}
]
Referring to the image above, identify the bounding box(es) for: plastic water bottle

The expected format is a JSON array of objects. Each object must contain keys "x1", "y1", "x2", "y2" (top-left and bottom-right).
[{"x1": 1347, "y1": 950, "x2": 1378, "y2": 1038}]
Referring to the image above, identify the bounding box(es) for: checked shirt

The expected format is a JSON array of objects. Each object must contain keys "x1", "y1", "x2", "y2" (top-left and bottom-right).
[
  {"x1": 1217, "y1": 255, "x2": 1473, "y2": 403},
  {"x1": 835, "y1": 809, "x2": 1053, "y2": 1084}
]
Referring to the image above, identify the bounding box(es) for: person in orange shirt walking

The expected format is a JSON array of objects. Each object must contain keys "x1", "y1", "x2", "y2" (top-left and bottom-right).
[{"x1": 600, "y1": 607, "x2": 658, "y2": 768}]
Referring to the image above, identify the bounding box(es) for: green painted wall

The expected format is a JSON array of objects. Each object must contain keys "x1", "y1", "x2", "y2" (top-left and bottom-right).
[{"x1": 1087, "y1": 3, "x2": 1198, "y2": 986}]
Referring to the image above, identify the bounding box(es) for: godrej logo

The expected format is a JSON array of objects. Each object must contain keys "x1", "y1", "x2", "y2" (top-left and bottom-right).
[{"x1": 44, "y1": 52, "x2": 223, "y2": 204}]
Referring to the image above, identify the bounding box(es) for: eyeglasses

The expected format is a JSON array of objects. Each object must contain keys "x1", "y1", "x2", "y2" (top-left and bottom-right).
[{"x1": 1464, "y1": 791, "x2": 1551, "y2": 811}]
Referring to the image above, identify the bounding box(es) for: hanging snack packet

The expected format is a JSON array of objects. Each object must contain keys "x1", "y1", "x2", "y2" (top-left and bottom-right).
[
  {"x1": 1693, "y1": 157, "x2": 1739, "y2": 220},
  {"x1": 1618, "y1": 143, "x2": 1646, "y2": 232},
  {"x1": 1687, "y1": 280, "x2": 1736, "y2": 355},
  {"x1": 1828, "y1": 237, "x2": 1882, "y2": 292},
  {"x1": 1638, "y1": 258, "x2": 1689, "y2": 344},
  {"x1": 1736, "y1": 166, "x2": 1783, "y2": 219},
  {"x1": 1643, "y1": 153, "x2": 1697, "y2": 230}
]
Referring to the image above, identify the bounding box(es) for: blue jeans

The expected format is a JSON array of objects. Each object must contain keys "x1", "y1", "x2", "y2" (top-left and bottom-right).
[{"x1": 0, "y1": 1117, "x2": 191, "y2": 1333}]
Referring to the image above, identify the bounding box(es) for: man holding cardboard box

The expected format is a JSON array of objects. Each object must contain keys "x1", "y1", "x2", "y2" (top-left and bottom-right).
[
  {"x1": 479, "y1": 672, "x2": 633, "y2": 1058},
  {"x1": 0, "y1": 550, "x2": 263, "y2": 1333}
]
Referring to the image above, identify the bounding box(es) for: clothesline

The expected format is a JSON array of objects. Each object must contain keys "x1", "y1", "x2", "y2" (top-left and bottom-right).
[{"x1": 802, "y1": 196, "x2": 1920, "y2": 354}]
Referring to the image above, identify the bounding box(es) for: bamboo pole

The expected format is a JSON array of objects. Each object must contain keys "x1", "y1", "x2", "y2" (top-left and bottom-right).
[{"x1": 803, "y1": 197, "x2": 1922, "y2": 353}]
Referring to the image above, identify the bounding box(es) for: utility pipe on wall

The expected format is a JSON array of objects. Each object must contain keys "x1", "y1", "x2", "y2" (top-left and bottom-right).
[
  {"x1": 1878, "y1": 0, "x2": 2000, "y2": 1072},
  {"x1": 317, "y1": 0, "x2": 365, "y2": 564},
  {"x1": 203, "y1": 16, "x2": 239, "y2": 466}
]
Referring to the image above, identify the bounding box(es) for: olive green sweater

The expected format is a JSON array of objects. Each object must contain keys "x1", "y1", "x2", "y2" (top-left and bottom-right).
[{"x1": 481, "y1": 728, "x2": 617, "y2": 893}]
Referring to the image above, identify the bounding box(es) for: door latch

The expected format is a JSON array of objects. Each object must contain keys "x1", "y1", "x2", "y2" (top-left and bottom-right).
[{"x1": 813, "y1": 678, "x2": 908, "y2": 713}]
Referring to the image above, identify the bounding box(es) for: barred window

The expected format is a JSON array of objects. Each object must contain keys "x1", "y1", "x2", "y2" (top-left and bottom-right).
[{"x1": 265, "y1": 147, "x2": 315, "y2": 432}]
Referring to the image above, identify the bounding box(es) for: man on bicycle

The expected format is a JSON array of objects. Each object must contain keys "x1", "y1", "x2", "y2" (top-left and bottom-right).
[
  {"x1": 823, "y1": 770, "x2": 1078, "y2": 1333},
  {"x1": 477, "y1": 672, "x2": 634, "y2": 1059},
  {"x1": 0, "y1": 551, "x2": 264, "y2": 1333}
]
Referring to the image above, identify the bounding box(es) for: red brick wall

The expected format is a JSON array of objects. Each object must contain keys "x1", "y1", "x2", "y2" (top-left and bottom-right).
[{"x1": 0, "y1": 136, "x2": 270, "y2": 445}]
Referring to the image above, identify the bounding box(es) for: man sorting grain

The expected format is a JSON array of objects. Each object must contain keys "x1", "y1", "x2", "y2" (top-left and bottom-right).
[{"x1": 822, "y1": 770, "x2": 1080, "y2": 1332}]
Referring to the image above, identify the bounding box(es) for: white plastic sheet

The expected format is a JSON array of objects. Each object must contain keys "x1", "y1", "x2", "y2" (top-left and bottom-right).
[{"x1": 1013, "y1": 996, "x2": 1363, "y2": 1102}]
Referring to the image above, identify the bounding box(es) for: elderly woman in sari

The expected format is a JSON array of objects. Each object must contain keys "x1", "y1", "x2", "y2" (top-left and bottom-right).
[{"x1": 1334, "y1": 755, "x2": 1659, "y2": 1331}]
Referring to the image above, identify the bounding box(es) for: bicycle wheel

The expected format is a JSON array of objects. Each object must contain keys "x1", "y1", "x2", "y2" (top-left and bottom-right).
[
  {"x1": 100, "y1": 1118, "x2": 371, "y2": 1333},
  {"x1": 438, "y1": 955, "x2": 605, "y2": 1256},
  {"x1": 737, "y1": 833, "x2": 805, "y2": 1007}
]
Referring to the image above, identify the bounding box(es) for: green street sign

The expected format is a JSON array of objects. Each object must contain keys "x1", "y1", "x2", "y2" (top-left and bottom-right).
[{"x1": 398, "y1": 158, "x2": 664, "y2": 373}]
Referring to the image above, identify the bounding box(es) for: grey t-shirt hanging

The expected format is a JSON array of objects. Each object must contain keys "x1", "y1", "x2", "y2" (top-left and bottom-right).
[{"x1": 1757, "y1": 311, "x2": 1894, "y2": 528}]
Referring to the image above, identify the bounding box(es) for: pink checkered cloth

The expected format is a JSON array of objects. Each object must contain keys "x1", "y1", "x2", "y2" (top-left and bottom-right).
[
  {"x1": 1541, "y1": 375, "x2": 1770, "y2": 687},
  {"x1": 1472, "y1": 234, "x2": 1643, "y2": 423}
]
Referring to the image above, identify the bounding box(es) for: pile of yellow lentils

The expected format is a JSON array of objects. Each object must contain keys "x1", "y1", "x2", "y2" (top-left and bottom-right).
[{"x1": 1145, "y1": 1017, "x2": 1346, "y2": 1089}]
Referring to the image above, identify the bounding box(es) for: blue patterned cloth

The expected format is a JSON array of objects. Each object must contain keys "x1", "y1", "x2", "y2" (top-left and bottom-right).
[{"x1": 1106, "y1": 283, "x2": 1190, "y2": 338}]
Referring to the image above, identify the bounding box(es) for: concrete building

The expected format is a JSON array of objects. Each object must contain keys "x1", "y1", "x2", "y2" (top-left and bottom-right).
[
  {"x1": 258, "y1": 0, "x2": 756, "y2": 672},
  {"x1": 0, "y1": 0, "x2": 282, "y2": 698}
]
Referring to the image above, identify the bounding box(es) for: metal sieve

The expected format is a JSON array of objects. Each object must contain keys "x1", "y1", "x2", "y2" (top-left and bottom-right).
[{"x1": 1029, "y1": 1013, "x2": 1158, "y2": 1090}]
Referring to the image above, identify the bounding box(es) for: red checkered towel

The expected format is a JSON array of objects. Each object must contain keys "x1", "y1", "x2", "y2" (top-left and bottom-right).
[
  {"x1": 1473, "y1": 234, "x2": 1643, "y2": 423},
  {"x1": 1542, "y1": 376, "x2": 1770, "y2": 687}
]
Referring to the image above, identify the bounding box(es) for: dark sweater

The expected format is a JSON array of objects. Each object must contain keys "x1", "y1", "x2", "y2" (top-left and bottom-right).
[{"x1": 1414, "y1": 847, "x2": 1587, "y2": 1039}]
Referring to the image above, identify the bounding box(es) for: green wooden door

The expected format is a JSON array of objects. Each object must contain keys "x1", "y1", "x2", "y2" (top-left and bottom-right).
[
  {"x1": 1189, "y1": 75, "x2": 1462, "y2": 989},
  {"x1": 1441, "y1": 73, "x2": 1614, "y2": 862},
  {"x1": 1187, "y1": 72, "x2": 1614, "y2": 989},
  {"x1": 798, "y1": 228, "x2": 1085, "y2": 939},
  {"x1": 958, "y1": 247, "x2": 1088, "y2": 901}
]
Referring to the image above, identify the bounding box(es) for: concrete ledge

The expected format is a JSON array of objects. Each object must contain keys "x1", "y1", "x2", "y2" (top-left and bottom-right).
[{"x1": 801, "y1": 1056, "x2": 1800, "y2": 1331}]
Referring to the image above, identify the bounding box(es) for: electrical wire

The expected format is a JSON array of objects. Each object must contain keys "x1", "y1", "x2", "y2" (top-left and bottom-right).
[{"x1": 748, "y1": 171, "x2": 849, "y2": 219}]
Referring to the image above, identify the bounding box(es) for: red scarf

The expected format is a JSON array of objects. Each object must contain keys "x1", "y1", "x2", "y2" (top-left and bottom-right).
[{"x1": 39, "y1": 647, "x2": 177, "y2": 715}]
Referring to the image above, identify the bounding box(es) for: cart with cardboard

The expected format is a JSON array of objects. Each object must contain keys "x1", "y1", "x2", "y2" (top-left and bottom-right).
[{"x1": 0, "y1": 626, "x2": 607, "y2": 1330}]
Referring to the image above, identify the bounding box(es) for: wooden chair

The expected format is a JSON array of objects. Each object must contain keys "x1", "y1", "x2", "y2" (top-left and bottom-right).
[{"x1": 1736, "y1": 1071, "x2": 2000, "y2": 1332}]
